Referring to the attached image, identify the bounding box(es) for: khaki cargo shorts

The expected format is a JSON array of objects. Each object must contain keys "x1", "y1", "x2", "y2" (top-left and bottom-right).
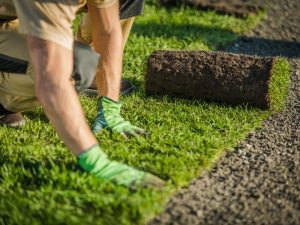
[
  {"x1": 1, "y1": 0, "x2": 142, "y2": 49},
  {"x1": 0, "y1": 31, "x2": 99, "y2": 113},
  {"x1": 2, "y1": 0, "x2": 117, "y2": 49},
  {"x1": 0, "y1": 31, "x2": 38, "y2": 113},
  {"x1": 77, "y1": 0, "x2": 145, "y2": 46},
  {"x1": 0, "y1": 0, "x2": 115, "y2": 113}
]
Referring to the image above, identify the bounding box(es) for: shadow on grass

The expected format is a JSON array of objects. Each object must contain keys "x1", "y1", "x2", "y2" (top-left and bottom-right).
[
  {"x1": 0, "y1": 152, "x2": 79, "y2": 188},
  {"x1": 223, "y1": 36, "x2": 300, "y2": 58},
  {"x1": 131, "y1": 22, "x2": 239, "y2": 50},
  {"x1": 23, "y1": 108, "x2": 49, "y2": 123},
  {"x1": 126, "y1": 76, "x2": 144, "y2": 91}
]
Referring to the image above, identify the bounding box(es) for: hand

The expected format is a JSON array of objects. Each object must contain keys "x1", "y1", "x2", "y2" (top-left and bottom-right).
[
  {"x1": 92, "y1": 97, "x2": 150, "y2": 138},
  {"x1": 78, "y1": 145, "x2": 165, "y2": 189}
]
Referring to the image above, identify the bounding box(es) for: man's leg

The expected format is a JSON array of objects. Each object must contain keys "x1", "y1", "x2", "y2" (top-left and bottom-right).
[
  {"x1": 0, "y1": 31, "x2": 39, "y2": 127},
  {"x1": 77, "y1": 13, "x2": 136, "y2": 49},
  {"x1": 118, "y1": 17, "x2": 136, "y2": 96},
  {"x1": 120, "y1": 17, "x2": 135, "y2": 49}
]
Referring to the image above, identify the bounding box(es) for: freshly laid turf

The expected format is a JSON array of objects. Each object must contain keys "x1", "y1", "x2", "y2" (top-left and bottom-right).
[{"x1": 0, "y1": 2, "x2": 290, "y2": 225}]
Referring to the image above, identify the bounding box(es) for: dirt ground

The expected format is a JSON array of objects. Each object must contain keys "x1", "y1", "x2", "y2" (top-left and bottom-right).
[
  {"x1": 148, "y1": 0, "x2": 300, "y2": 224},
  {"x1": 160, "y1": 0, "x2": 263, "y2": 18},
  {"x1": 146, "y1": 50, "x2": 274, "y2": 109}
]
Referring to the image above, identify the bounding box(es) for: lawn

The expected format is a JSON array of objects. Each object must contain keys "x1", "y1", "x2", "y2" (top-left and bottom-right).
[{"x1": 0, "y1": 1, "x2": 290, "y2": 225}]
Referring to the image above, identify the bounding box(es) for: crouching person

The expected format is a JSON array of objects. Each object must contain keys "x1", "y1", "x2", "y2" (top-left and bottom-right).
[{"x1": 0, "y1": 1, "x2": 164, "y2": 188}]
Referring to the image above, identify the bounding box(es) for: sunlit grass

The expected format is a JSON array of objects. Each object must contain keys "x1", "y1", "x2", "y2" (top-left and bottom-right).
[{"x1": 0, "y1": 2, "x2": 290, "y2": 225}]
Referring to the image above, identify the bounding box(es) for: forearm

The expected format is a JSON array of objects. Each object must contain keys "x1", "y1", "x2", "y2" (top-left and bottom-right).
[
  {"x1": 95, "y1": 29, "x2": 123, "y2": 100},
  {"x1": 27, "y1": 36, "x2": 97, "y2": 155},
  {"x1": 37, "y1": 76, "x2": 97, "y2": 155},
  {"x1": 88, "y1": 2, "x2": 123, "y2": 101}
]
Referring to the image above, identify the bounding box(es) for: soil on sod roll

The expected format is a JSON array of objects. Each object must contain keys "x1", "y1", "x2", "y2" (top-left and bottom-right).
[
  {"x1": 146, "y1": 50, "x2": 277, "y2": 109},
  {"x1": 160, "y1": 0, "x2": 263, "y2": 18}
]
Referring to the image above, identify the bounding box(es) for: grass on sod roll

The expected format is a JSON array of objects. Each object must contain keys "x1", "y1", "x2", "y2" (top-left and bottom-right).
[
  {"x1": 269, "y1": 58, "x2": 291, "y2": 111},
  {"x1": 0, "y1": 2, "x2": 290, "y2": 225}
]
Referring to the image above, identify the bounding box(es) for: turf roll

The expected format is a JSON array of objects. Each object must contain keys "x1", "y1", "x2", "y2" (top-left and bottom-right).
[{"x1": 146, "y1": 50, "x2": 280, "y2": 109}]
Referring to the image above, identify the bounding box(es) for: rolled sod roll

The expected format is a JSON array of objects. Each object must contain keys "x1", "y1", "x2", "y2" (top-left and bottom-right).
[{"x1": 146, "y1": 50, "x2": 276, "y2": 109}]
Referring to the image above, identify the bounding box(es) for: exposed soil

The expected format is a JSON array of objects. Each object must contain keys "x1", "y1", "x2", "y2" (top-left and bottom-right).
[
  {"x1": 160, "y1": 0, "x2": 263, "y2": 18},
  {"x1": 148, "y1": 0, "x2": 300, "y2": 224},
  {"x1": 146, "y1": 50, "x2": 274, "y2": 109}
]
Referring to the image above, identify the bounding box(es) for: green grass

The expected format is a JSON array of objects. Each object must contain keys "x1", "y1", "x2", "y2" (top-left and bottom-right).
[
  {"x1": 269, "y1": 59, "x2": 291, "y2": 111},
  {"x1": 0, "y1": 2, "x2": 290, "y2": 225}
]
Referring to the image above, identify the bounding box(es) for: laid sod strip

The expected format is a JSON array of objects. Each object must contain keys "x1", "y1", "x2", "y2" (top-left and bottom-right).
[
  {"x1": 146, "y1": 50, "x2": 286, "y2": 109},
  {"x1": 0, "y1": 58, "x2": 290, "y2": 224},
  {"x1": 160, "y1": 0, "x2": 263, "y2": 18},
  {"x1": 0, "y1": 2, "x2": 287, "y2": 225},
  {"x1": 268, "y1": 58, "x2": 291, "y2": 111}
]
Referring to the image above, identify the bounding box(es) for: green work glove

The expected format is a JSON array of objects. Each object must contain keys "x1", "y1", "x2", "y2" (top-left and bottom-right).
[
  {"x1": 77, "y1": 145, "x2": 165, "y2": 188},
  {"x1": 92, "y1": 97, "x2": 149, "y2": 138}
]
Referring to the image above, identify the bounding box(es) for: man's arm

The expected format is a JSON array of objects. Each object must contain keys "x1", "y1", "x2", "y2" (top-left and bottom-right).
[
  {"x1": 26, "y1": 35, "x2": 164, "y2": 188},
  {"x1": 87, "y1": 1, "x2": 149, "y2": 137},
  {"x1": 26, "y1": 36, "x2": 98, "y2": 156},
  {"x1": 87, "y1": 0, "x2": 123, "y2": 101},
  {"x1": 7, "y1": 1, "x2": 163, "y2": 187}
]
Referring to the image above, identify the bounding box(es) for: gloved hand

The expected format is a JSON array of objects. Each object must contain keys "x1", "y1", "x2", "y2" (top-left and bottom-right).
[
  {"x1": 92, "y1": 97, "x2": 150, "y2": 138},
  {"x1": 77, "y1": 145, "x2": 165, "y2": 189}
]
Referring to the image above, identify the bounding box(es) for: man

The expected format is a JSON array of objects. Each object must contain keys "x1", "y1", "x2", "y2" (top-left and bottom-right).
[
  {"x1": 0, "y1": 0, "x2": 164, "y2": 188},
  {"x1": 1, "y1": 0, "x2": 148, "y2": 139}
]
